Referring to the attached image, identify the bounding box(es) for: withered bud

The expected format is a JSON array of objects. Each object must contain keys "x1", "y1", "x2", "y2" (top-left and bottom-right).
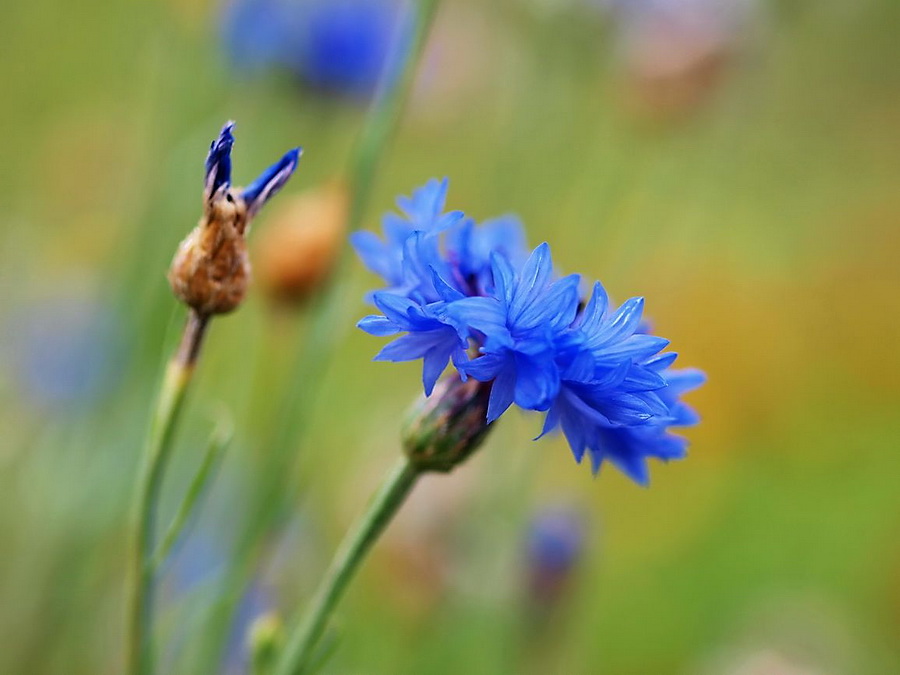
[
  {"x1": 253, "y1": 181, "x2": 349, "y2": 306},
  {"x1": 168, "y1": 185, "x2": 252, "y2": 315},
  {"x1": 167, "y1": 122, "x2": 300, "y2": 315},
  {"x1": 402, "y1": 374, "x2": 494, "y2": 473}
]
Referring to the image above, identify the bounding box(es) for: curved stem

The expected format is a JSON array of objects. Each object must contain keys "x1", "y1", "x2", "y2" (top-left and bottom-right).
[
  {"x1": 273, "y1": 459, "x2": 420, "y2": 675},
  {"x1": 126, "y1": 310, "x2": 209, "y2": 675}
]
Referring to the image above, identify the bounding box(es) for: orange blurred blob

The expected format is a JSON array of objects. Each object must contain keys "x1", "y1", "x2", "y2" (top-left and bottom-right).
[{"x1": 253, "y1": 181, "x2": 349, "y2": 307}]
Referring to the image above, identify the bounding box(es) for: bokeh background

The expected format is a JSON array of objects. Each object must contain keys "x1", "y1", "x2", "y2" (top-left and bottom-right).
[{"x1": 1, "y1": 0, "x2": 899, "y2": 673}]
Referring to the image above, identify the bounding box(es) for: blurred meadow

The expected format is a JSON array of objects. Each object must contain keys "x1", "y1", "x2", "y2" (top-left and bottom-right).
[{"x1": 2, "y1": 0, "x2": 899, "y2": 673}]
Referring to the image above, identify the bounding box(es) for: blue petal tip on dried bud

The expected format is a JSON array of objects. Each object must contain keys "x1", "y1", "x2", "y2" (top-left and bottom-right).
[
  {"x1": 205, "y1": 121, "x2": 236, "y2": 197},
  {"x1": 243, "y1": 147, "x2": 302, "y2": 218},
  {"x1": 402, "y1": 375, "x2": 494, "y2": 473}
]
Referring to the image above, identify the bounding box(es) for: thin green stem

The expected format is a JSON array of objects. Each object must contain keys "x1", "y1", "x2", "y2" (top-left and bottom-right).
[
  {"x1": 150, "y1": 416, "x2": 232, "y2": 574},
  {"x1": 273, "y1": 459, "x2": 420, "y2": 675},
  {"x1": 127, "y1": 310, "x2": 210, "y2": 675}
]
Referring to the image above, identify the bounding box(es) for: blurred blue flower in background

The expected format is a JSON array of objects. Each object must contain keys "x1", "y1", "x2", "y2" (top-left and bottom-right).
[
  {"x1": 525, "y1": 505, "x2": 586, "y2": 607},
  {"x1": 221, "y1": 0, "x2": 406, "y2": 99},
  {"x1": 4, "y1": 293, "x2": 123, "y2": 412},
  {"x1": 356, "y1": 179, "x2": 705, "y2": 484}
]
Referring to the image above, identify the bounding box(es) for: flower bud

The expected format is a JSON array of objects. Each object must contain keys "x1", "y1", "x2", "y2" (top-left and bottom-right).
[
  {"x1": 168, "y1": 189, "x2": 252, "y2": 315},
  {"x1": 247, "y1": 613, "x2": 284, "y2": 675},
  {"x1": 525, "y1": 506, "x2": 585, "y2": 610},
  {"x1": 167, "y1": 122, "x2": 300, "y2": 315},
  {"x1": 253, "y1": 181, "x2": 348, "y2": 306},
  {"x1": 402, "y1": 375, "x2": 494, "y2": 473}
]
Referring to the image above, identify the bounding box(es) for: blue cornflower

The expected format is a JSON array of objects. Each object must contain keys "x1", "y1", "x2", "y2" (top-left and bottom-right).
[
  {"x1": 221, "y1": 0, "x2": 403, "y2": 99},
  {"x1": 202, "y1": 121, "x2": 301, "y2": 212},
  {"x1": 297, "y1": 0, "x2": 402, "y2": 97},
  {"x1": 445, "y1": 215, "x2": 529, "y2": 294},
  {"x1": 356, "y1": 179, "x2": 704, "y2": 484}
]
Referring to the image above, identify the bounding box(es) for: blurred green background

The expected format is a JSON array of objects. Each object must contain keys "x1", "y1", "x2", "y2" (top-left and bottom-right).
[{"x1": 1, "y1": 0, "x2": 899, "y2": 673}]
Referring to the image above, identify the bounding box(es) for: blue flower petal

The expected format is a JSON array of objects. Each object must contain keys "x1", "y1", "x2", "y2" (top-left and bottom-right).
[
  {"x1": 513, "y1": 351, "x2": 559, "y2": 412},
  {"x1": 357, "y1": 315, "x2": 401, "y2": 336},
  {"x1": 486, "y1": 366, "x2": 517, "y2": 423},
  {"x1": 585, "y1": 297, "x2": 645, "y2": 349},
  {"x1": 205, "y1": 121, "x2": 235, "y2": 196},
  {"x1": 243, "y1": 147, "x2": 301, "y2": 217}
]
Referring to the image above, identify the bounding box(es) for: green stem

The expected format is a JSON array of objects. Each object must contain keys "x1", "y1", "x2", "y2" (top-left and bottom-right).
[
  {"x1": 150, "y1": 416, "x2": 232, "y2": 574},
  {"x1": 274, "y1": 459, "x2": 420, "y2": 675},
  {"x1": 127, "y1": 310, "x2": 210, "y2": 675}
]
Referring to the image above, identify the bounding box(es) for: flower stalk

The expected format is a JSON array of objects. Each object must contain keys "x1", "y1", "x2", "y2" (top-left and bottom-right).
[
  {"x1": 126, "y1": 121, "x2": 299, "y2": 675},
  {"x1": 127, "y1": 309, "x2": 209, "y2": 675},
  {"x1": 150, "y1": 412, "x2": 232, "y2": 574},
  {"x1": 274, "y1": 374, "x2": 493, "y2": 675},
  {"x1": 274, "y1": 459, "x2": 420, "y2": 675}
]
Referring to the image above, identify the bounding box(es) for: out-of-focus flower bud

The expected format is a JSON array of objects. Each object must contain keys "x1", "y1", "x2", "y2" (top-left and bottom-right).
[
  {"x1": 623, "y1": 21, "x2": 731, "y2": 120},
  {"x1": 524, "y1": 506, "x2": 585, "y2": 610},
  {"x1": 247, "y1": 613, "x2": 285, "y2": 675},
  {"x1": 168, "y1": 122, "x2": 300, "y2": 315},
  {"x1": 253, "y1": 181, "x2": 348, "y2": 306},
  {"x1": 402, "y1": 374, "x2": 494, "y2": 473},
  {"x1": 611, "y1": 0, "x2": 759, "y2": 121}
]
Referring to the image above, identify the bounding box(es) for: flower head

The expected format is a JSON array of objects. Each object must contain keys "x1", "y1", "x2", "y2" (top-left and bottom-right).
[{"x1": 356, "y1": 179, "x2": 704, "y2": 484}]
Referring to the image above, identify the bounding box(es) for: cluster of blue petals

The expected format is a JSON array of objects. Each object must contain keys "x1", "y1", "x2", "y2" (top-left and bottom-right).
[{"x1": 355, "y1": 179, "x2": 705, "y2": 484}]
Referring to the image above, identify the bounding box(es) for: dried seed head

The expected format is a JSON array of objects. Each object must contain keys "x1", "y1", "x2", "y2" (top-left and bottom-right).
[
  {"x1": 167, "y1": 122, "x2": 300, "y2": 315},
  {"x1": 168, "y1": 186, "x2": 252, "y2": 315},
  {"x1": 253, "y1": 181, "x2": 349, "y2": 306}
]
